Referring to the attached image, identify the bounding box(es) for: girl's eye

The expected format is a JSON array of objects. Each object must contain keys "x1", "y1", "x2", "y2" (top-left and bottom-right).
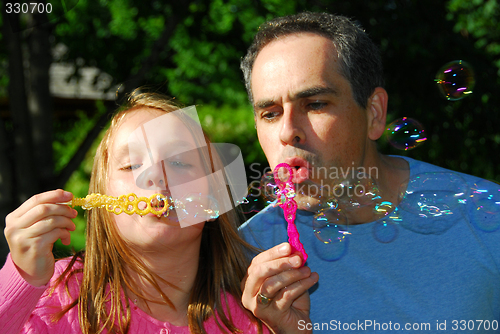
[
  {"x1": 169, "y1": 160, "x2": 191, "y2": 168},
  {"x1": 123, "y1": 164, "x2": 142, "y2": 171}
]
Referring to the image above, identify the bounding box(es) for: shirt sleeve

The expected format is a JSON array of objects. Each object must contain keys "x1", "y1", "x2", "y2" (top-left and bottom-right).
[{"x1": 0, "y1": 254, "x2": 49, "y2": 334}]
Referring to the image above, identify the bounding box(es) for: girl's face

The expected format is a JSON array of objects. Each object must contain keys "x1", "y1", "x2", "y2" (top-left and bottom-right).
[{"x1": 106, "y1": 108, "x2": 209, "y2": 251}]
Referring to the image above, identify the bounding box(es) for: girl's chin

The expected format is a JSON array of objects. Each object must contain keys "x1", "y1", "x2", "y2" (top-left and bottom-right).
[{"x1": 151, "y1": 214, "x2": 180, "y2": 225}]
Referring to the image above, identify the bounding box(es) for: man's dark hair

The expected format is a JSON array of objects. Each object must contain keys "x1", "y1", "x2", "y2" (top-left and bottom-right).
[{"x1": 240, "y1": 12, "x2": 384, "y2": 109}]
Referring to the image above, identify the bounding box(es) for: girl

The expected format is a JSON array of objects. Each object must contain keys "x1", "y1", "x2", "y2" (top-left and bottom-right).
[{"x1": 1, "y1": 91, "x2": 269, "y2": 333}]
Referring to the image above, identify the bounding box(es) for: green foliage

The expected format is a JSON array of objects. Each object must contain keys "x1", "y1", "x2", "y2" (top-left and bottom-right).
[
  {"x1": 52, "y1": 101, "x2": 109, "y2": 254},
  {"x1": 197, "y1": 104, "x2": 265, "y2": 164},
  {"x1": 447, "y1": 0, "x2": 500, "y2": 73},
  {"x1": 53, "y1": 105, "x2": 103, "y2": 173}
]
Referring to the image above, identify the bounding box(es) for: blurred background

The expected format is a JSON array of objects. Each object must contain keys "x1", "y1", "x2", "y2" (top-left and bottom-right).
[{"x1": 1, "y1": 0, "x2": 499, "y2": 264}]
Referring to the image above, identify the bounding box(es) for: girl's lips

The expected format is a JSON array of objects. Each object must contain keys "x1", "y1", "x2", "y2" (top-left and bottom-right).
[{"x1": 283, "y1": 157, "x2": 310, "y2": 184}]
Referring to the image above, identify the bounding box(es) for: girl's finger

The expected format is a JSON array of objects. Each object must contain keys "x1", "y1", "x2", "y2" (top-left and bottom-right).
[
  {"x1": 16, "y1": 204, "x2": 77, "y2": 229},
  {"x1": 8, "y1": 189, "x2": 73, "y2": 220},
  {"x1": 26, "y1": 216, "x2": 77, "y2": 237}
]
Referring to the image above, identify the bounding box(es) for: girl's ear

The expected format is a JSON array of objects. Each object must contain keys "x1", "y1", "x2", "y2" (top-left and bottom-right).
[{"x1": 366, "y1": 87, "x2": 388, "y2": 140}]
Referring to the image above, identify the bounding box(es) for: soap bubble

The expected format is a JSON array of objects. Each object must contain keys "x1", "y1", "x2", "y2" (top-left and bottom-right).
[
  {"x1": 174, "y1": 193, "x2": 219, "y2": 227},
  {"x1": 332, "y1": 174, "x2": 397, "y2": 224},
  {"x1": 295, "y1": 179, "x2": 338, "y2": 213},
  {"x1": 385, "y1": 117, "x2": 427, "y2": 151},
  {"x1": 260, "y1": 171, "x2": 278, "y2": 203},
  {"x1": 397, "y1": 172, "x2": 468, "y2": 234},
  {"x1": 372, "y1": 219, "x2": 399, "y2": 243},
  {"x1": 374, "y1": 201, "x2": 396, "y2": 217},
  {"x1": 435, "y1": 60, "x2": 475, "y2": 101},
  {"x1": 336, "y1": 174, "x2": 381, "y2": 208},
  {"x1": 313, "y1": 209, "x2": 348, "y2": 243},
  {"x1": 312, "y1": 209, "x2": 349, "y2": 261},
  {"x1": 469, "y1": 180, "x2": 500, "y2": 232}
]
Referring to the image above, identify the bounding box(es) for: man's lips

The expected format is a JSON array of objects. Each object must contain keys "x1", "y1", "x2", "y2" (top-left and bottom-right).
[{"x1": 283, "y1": 157, "x2": 310, "y2": 184}]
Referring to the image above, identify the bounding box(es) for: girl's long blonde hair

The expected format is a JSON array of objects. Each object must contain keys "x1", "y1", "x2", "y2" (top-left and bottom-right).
[{"x1": 54, "y1": 90, "x2": 262, "y2": 334}]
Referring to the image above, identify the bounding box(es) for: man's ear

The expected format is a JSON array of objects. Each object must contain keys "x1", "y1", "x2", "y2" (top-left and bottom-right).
[{"x1": 367, "y1": 87, "x2": 388, "y2": 141}]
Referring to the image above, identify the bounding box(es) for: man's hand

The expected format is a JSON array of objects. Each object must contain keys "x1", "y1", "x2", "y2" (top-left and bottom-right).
[{"x1": 242, "y1": 242, "x2": 319, "y2": 334}]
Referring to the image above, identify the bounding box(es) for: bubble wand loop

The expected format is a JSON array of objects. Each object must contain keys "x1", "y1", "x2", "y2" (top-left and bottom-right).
[
  {"x1": 274, "y1": 163, "x2": 308, "y2": 264},
  {"x1": 61, "y1": 193, "x2": 169, "y2": 217}
]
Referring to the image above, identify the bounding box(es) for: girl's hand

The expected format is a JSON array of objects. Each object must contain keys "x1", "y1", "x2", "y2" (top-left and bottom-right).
[{"x1": 4, "y1": 189, "x2": 78, "y2": 287}]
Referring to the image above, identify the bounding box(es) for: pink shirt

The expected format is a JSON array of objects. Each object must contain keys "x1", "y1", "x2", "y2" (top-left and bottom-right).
[{"x1": 0, "y1": 254, "x2": 267, "y2": 334}]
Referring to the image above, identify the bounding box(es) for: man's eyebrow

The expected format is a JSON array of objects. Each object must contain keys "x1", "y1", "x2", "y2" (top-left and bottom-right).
[
  {"x1": 254, "y1": 99, "x2": 276, "y2": 110},
  {"x1": 293, "y1": 86, "x2": 339, "y2": 100},
  {"x1": 254, "y1": 86, "x2": 339, "y2": 110}
]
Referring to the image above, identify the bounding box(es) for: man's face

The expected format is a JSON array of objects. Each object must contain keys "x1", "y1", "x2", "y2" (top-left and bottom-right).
[{"x1": 251, "y1": 33, "x2": 376, "y2": 204}]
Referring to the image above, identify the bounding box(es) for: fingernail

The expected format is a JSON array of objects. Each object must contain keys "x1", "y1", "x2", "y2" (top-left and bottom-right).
[
  {"x1": 290, "y1": 255, "x2": 301, "y2": 267},
  {"x1": 312, "y1": 272, "x2": 319, "y2": 283},
  {"x1": 72, "y1": 209, "x2": 78, "y2": 217},
  {"x1": 63, "y1": 191, "x2": 73, "y2": 199},
  {"x1": 279, "y1": 243, "x2": 289, "y2": 254}
]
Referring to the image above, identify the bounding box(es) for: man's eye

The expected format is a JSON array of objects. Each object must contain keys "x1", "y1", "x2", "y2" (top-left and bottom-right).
[
  {"x1": 261, "y1": 111, "x2": 280, "y2": 121},
  {"x1": 307, "y1": 102, "x2": 327, "y2": 110}
]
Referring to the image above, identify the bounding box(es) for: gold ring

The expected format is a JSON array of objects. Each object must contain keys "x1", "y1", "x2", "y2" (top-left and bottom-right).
[{"x1": 257, "y1": 292, "x2": 272, "y2": 305}]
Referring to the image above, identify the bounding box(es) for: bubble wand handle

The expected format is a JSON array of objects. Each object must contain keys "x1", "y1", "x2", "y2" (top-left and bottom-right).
[
  {"x1": 60, "y1": 193, "x2": 169, "y2": 216},
  {"x1": 274, "y1": 163, "x2": 308, "y2": 264}
]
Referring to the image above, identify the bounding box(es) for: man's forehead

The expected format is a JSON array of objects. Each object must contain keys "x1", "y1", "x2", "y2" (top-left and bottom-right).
[{"x1": 251, "y1": 34, "x2": 341, "y2": 89}]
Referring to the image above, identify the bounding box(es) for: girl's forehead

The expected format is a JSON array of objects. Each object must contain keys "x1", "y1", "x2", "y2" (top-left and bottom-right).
[
  {"x1": 110, "y1": 108, "x2": 198, "y2": 155},
  {"x1": 116, "y1": 108, "x2": 169, "y2": 136}
]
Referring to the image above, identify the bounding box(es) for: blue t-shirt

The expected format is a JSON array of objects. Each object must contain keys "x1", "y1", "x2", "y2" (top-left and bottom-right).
[{"x1": 239, "y1": 157, "x2": 500, "y2": 333}]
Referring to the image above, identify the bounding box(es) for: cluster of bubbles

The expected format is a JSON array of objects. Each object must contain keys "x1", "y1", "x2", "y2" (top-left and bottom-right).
[
  {"x1": 253, "y1": 169, "x2": 500, "y2": 261},
  {"x1": 258, "y1": 170, "x2": 388, "y2": 260},
  {"x1": 174, "y1": 194, "x2": 220, "y2": 220},
  {"x1": 151, "y1": 193, "x2": 220, "y2": 221},
  {"x1": 384, "y1": 60, "x2": 475, "y2": 152}
]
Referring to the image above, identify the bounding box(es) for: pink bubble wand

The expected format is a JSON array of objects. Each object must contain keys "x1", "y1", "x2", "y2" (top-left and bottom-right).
[{"x1": 274, "y1": 163, "x2": 308, "y2": 264}]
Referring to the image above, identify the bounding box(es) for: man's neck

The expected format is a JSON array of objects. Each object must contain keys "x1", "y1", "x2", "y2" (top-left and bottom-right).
[{"x1": 344, "y1": 152, "x2": 409, "y2": 224}]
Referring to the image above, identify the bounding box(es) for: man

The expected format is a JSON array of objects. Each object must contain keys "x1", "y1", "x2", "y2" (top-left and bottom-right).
[{"x1": 239, "y1": 12, "x2": 500, "y2": 333}]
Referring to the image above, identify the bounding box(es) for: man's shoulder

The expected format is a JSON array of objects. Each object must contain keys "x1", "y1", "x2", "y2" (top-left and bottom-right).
[
  {"x1": 239, "y1": 203, "x2": 279, "y2": 230},
  {"x1": 401, "y1": 155, "x2": 490, "y2": 184}
]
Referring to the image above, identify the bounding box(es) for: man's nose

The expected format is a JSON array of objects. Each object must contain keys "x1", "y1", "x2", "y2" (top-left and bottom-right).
[{"x1": 279, "y1": 104, "x2": 305, "y2": 146}]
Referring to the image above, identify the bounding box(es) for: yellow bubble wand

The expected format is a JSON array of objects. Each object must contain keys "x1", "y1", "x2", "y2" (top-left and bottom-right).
[{"x1": 61, "y1": 193, "x2": 169, "y2": 217}]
